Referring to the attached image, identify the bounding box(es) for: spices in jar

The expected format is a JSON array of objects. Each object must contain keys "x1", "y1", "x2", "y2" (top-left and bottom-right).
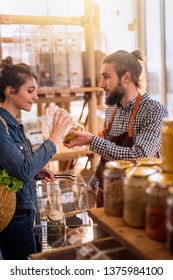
[
  {"x1": 63, "y1": 119, "x2": 83, "y2": 144},
  {"x1": 162, "y1": 118, "x2": 173, "y2": 173},
  {"x1": 166, "y1": 186, "x2": 173, "y2": 254},
  {"x1": 47, "y1": 210, "x2": 66, "y2": 248},
  {"x1": 123, "y1": 166, "x2": 158, "y2": 228},
  {"x1": 103, "y1": 160, "x2": 134, "y2": 217},
  {"x1": 145, "y1": 173, "x2": 173, "y2": 241}
]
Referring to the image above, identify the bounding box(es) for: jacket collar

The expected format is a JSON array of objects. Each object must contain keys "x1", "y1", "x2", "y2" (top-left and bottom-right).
[{"x1": 0, "y1": 107, "x2": 20, "y2": 127}]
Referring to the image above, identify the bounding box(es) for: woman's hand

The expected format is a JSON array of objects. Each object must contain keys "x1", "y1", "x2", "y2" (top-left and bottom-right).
[
  {"x1": 63, "y1": 130, "x2": 93, "y2": 148},
  {"x1": 36, "y1": 167, "x2": 56, "y2": 183},
  {"x1": 48, "y1": 108, "x2": 71, "y2": 145}
]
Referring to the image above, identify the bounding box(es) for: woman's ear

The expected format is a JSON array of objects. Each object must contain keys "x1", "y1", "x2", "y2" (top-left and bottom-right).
[{"x1": 5, "y1": 86, "x2": 15, "y2": 98}]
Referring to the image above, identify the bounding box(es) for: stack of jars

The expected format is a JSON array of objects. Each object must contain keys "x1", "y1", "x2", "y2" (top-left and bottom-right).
[
  {"x1": 103, "y1": 118, "x2": 173, "y2": 255},
  {"x1": 103, "y1": 159, "x2": 160, "y2": 226},
  {"x1": 123, "y1": 118, "x2": 173, "y2": 254}
]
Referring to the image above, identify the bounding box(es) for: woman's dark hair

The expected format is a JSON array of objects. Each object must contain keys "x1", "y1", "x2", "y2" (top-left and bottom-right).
[
  {"x1": 103, "y1": 49, "x2": 144, "y2": 89},
  {"x1": 0, "y1": 56, "x2": 37, "y2": 102}
]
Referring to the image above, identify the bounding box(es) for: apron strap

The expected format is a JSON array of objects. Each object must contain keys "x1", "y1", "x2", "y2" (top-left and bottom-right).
[
  {"x1": 128, "y1": 92, "x2": 142, "y2": 137},
  {"x1": 102, "y1": 108, "x2": 117, "y2": 137},
  {"x1": 102, "y1": 92, "x2": 142, "y2": 138}
]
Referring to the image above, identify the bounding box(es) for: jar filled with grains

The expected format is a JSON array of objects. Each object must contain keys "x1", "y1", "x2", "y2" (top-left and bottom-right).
[
  {"x1": 146, "y1": 173, "x2": 173, "y2": 242},
  {"x1": 166, "y1": 186, "x2": 173, "y2": 254},
  {"x1": 103, "y1": 160, "x2": 134, "y2": 217},
  {"x1": 162, "y1": 118, "x2": 173, "y2": 173},
  {"x1": 123, "y1": 166, "x2": 158, "y2": 228}
]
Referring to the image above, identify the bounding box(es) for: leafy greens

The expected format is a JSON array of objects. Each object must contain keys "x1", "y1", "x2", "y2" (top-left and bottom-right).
[{"x1": 0, "y1": 169, "x2": 22, "y2": 193}]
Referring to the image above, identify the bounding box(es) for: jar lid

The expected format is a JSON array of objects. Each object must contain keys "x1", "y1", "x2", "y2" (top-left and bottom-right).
[
  {"x1": 66, "y1": 216, "x2": 83, "y2": 228},
  {"x1": 163, "y1": 118, "x2": 173, "y2": 125},
  {"x1": 148, "y1": 172, "x2": 173, "y2": 187},
  {"x1": 136, "y1": 157, "x2": 162, "y2": 166},
  {"x1": 105, "y1": 160, "x2": 134, "y2": 170},
  {"x1": 48, "y1": 210, "x2": 64, "y2": 222},
  {"x1": 168, "y1": 186, "x2": 173, "y2": 194},
  {"x1": 126, "y1": 166, "x2": 158, "y2": 178}
]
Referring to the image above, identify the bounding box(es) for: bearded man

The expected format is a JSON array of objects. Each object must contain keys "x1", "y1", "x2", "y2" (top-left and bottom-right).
[{"x1": 64, "y1": 49, "x2": 168, "y2": 206}]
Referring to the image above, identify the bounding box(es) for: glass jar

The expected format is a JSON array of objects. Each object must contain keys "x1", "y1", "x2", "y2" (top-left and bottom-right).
[
  {"x1": 103, "y1": 160, "x2": 134, "y2": 217},
  {"x1": 66, "y1": 216, "x2": 83, "y2": 245},
  {"x1": 145, "y1": 173, "x2": 173, "y2": 241},
  {"x1": 47, "y1": 209, "x2": 66, "y2": 248},
  {"x1": 63, "y1": 119, "x2": 83, "y2": 144},
  {"x1": 162, "y1": 118, "x2": 173, "y2": 173},
  {"x1": 166, "y1": 186, "x2": 173, "y2": 254},
  {"x1": 66, "y1": 216, "x2": 83, "y2": 232},
  {"x1": 123, "y1": 166, "x2": 158, "y2": 228},
  {"x1": 44, "y1": 105, "x2": 83, "y2": 143}
]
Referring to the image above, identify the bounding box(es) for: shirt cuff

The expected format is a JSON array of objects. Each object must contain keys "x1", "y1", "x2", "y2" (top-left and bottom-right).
[
  {"x1": 90, "y1": 135, "x2": 104, "y2": 153},
  {"x1": 42, "y1": 139, "x2": 57, "y2": 155},
  {"x1": 89, "y1": 176, "x2": 99, "y2": 189}
]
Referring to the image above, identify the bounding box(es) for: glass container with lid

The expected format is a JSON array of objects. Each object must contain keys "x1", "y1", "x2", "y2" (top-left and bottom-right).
[
  {"x1": 103, "y1": 160, "x2": 134, "y2": 217},
  {"x1": 123, "y1": 166, "x2": 158, "y2": 228},
  {"x1": 136, "y1": 157, "x2": 162, "y2": 168},
  {"x1": 162, "y1": 118, "x2": 173, "y2": 173},
  {"x1": 47, "y1": 209, "x2": 66, "y2": 247},
  {"x1": 44, "y1": 105, "x2": 83, "y2": 143},
  {"x1": 146, "y1": 173, "x2": 173, "y2": 241},
  {"x1": 66, "y1": 216, "x2": 83, "y2": 231},
  {"x1": 166, "y1": 186, "x2": 173, "y2": 254},
  {"x1": 66, "y1": 216, "x2": 83, "y2": 245}
]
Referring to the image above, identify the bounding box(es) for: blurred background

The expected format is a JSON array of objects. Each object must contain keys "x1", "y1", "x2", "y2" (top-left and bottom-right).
[{"x1": 0, "y1": 0, "x2": 172, "y2": 172}]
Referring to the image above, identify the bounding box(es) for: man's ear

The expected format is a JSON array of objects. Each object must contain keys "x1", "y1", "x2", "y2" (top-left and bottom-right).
[{"x1": 122, "y1": 71, "x2": 132, "y2": 83}]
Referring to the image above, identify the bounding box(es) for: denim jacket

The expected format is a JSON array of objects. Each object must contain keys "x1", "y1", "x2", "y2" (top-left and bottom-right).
[{"x1": 0, "y1": 108, "x2": 56, "y2": 210}]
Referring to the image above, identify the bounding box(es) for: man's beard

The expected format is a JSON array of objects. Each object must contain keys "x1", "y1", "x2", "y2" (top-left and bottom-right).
[{"x1": 105, "y1": 80, "x2": 125, "y2": 106}]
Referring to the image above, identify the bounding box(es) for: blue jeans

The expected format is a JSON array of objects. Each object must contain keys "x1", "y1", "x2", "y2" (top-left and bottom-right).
[{"x1": 0, "y1": 209, "x2": 41, "y2": 260}]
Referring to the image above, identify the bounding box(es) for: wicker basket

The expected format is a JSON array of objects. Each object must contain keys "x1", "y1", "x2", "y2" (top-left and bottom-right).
[
  {"x1": 0, "y1": 116, "x2": 16, "y2": 232},
  {"x1": 0, "y1": 184, "x2": 16, "y2": 232}
]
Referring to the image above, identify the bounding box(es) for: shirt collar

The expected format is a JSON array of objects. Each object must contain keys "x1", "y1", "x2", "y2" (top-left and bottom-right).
[{"x1": 116, "y1": 92, "x2": 148, "y2": 110}]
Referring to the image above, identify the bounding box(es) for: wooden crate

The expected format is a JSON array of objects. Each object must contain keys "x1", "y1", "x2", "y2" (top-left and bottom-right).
[{"x1": 28, "y1": 236, "x2": 137, "y2": 260}]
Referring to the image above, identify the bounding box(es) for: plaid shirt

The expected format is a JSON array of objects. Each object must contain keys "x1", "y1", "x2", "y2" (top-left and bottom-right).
[{"x1": 89, "y1": 93, "x2": 168, "y2": 189}]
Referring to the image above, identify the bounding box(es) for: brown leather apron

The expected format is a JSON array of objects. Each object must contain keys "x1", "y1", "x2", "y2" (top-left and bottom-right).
[{"x1": 95, "y1": 93, "x2": 142, "y2": 207}]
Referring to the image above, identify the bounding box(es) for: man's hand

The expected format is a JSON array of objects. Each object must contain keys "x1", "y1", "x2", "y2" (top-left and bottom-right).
[{"x1": 63, "y1": 130, "x2": 93, "y2": 148}]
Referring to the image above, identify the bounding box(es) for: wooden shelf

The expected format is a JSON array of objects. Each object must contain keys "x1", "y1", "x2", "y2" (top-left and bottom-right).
[
  {"x1": 36, "y1": 87, "x2": 103, "y2": 104},
  {"x1": 0, "y1": 14, "x2": 84, "y2": 26},
  {"x1": 51, "y1": 149, "x2": 93, "y2": 161},
  {"x1": 0, "y1": 0, "x2": 101, "y2": 171},
  {"x1": 88, "y1": 207, "x2": 173, "y2": 260},
  {"x1": 37, "y1": 87, "x2": 102, "y2": 95}
]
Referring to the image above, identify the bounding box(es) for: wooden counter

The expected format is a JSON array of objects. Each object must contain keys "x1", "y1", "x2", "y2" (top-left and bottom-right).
[{"x1": 88, "y1": 207, "x2": 173, "y2": 260}]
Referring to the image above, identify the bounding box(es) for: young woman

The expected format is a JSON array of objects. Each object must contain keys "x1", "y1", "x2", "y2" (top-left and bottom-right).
[{"x1": 0, "y1": 56, "x2": 71, "y2": 260}]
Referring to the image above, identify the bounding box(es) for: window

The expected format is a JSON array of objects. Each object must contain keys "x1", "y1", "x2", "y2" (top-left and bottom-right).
[
  {"x1": 165, "y1": 0, "x2": 173, "y2": 116},
  {"x1": 145, "y1": 0, "x2": 161, "y2": 102}
]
